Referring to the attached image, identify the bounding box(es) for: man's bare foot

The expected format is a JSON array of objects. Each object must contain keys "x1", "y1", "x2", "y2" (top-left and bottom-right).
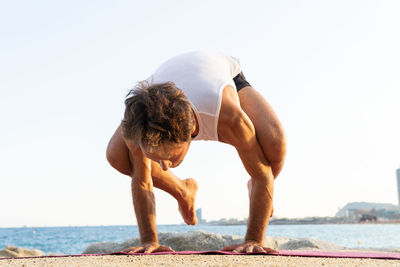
[{"x1": 178, "y1": 178, "x2": 198, "y2": 225}]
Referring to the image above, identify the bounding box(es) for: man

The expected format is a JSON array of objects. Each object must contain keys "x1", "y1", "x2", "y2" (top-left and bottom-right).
[{"x1": 106, "y1": 51, "x2": 286, "y2": 253}]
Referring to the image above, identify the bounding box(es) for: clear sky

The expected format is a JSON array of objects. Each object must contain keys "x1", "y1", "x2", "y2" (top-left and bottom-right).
[{"x1": 1, "y1": 0, "x2": 399, "y2": 227}]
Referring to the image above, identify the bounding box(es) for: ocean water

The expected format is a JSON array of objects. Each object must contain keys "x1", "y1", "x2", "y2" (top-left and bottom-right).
[{"x1": 1, "y1": 224, "x2": 399, "y2": 255}]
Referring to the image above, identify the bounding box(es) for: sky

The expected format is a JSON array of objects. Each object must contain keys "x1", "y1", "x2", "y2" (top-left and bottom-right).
[{"x1": 0, "y1": 0, "x2": 399, "y2": 227}]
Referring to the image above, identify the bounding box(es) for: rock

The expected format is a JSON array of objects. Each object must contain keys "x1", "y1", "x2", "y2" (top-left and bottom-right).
[
  {"x1": 0, "y1": 246, "x2": 45, "y2": 258},
  {"x1": 158, "y1": 231, "x2": 244, "y2": 251},
  {"x1": 83, "y1": 230, "x2": 244, "y2": 254},
  {"x1": 263, "y1": 236, "x2": 291, "y2": 249},
  {"x1": 278, "y1": 238, "x2": 344, "y2": 251},
  {"x1": 82, "y1": 231, "x2": 344, "y2": 254}
]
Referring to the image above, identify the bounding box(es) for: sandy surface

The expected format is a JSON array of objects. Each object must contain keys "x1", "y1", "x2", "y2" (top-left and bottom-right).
[{"x1": 1, "y1": 255, "x2": 400, "y2": 267}]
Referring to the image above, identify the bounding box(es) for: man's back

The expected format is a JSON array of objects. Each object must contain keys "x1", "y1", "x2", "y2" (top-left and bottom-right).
[{"x1": 147, "y1": 51, "x2": 242, "y2": 141}]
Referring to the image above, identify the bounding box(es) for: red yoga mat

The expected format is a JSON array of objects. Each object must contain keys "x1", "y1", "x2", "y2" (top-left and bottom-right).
[
  {"x1": 111, "y1": 250, "x2": 400, "y2": 260},
  {"x1": 1, "y1": 250, "x2": 400, "y2": 260}
]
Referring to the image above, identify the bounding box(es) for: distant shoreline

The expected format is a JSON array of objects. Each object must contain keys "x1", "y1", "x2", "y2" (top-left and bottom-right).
[
  {"x1": 0, "y1": 217, "x2": 400, "y2": 229},
  {"x1": 200, "y1": 217, "x2": 400, "y2": 226}
]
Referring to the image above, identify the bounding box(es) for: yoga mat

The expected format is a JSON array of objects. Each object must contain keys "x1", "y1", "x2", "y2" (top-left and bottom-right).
[
  {"x1": 113, "y1": 250, "x2": 400, "y2": 260},
  {"x1": 1, "y1": 250, "x2": 400, "y2": 260}
]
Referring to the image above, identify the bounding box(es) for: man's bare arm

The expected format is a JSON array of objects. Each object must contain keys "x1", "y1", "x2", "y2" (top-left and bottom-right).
[
  {"x1": 221, "y1": 116, "x2": 274, "y2": 243},
  {"x1": 123, "y1": 143, "x2": 173, "y2": 253},
  {"x1": 130, "y1": 145, "x2": 158, "y2": 244},
  {"x1": 237, "y1": 143, "x2": 274, "y2": 244},
  {"x1": 218, "y1": 86, "x2": 275, "y2": 252}
]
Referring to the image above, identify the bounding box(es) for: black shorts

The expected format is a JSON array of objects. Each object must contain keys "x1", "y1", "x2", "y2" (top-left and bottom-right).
[{"x1": 233, "y1": 71, "x2": 251, "y2": 92}]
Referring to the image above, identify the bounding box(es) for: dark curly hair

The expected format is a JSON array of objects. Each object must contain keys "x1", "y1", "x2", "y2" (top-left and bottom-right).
[{"x1": 121, "y1": 81, "x2": 194, "y2": 151}]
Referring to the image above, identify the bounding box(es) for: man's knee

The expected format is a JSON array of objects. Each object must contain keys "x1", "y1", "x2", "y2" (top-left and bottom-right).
[
  {"x1": 272, "y1": 135, "x2": 287, "y2": 162},
  {"x1": 265, "y1": 135, "x2": 286, "y2": 178},
  {"x1": 262, "y1": 130, "x2": 286, "y2": 163}
]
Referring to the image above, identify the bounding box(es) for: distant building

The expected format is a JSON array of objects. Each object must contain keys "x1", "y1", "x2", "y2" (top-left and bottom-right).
[
  {"x1": 397, "y1": 168, "x2": 400, "y2": 206},
  {"x1": 196, "y1": 208, "x2": 206, "y2": 224},
  {"x1": 336, "y1": 202, "x2": 400, "y2": 220},
  {"x1": 336, "y1": 170, "x2": 400, "y2": 220},
  {"x1": 196, "y1": 208, "x2": 202, "y2": 221}
]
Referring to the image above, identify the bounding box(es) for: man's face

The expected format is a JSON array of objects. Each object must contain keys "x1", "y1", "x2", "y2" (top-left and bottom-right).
[{"x1": 141, "y1": 141, "x2": 191, "y2": 171}]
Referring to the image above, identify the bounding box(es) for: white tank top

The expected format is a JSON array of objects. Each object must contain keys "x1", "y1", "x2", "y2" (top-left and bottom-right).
[{"x1": 147, "y1": 51, "x2": 242, "y2": 141}]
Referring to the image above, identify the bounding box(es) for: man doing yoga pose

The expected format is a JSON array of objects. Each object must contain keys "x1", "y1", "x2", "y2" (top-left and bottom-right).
[{"x1": 106, "y1": 51, "x2": 286, "y2": 253}]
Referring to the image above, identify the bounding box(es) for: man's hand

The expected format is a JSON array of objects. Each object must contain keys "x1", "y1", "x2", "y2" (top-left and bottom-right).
[
  {"x1": 122, "y1": 242, "x2": 174, "y2": 254},
  {"x1": 222, "y1": 241, "x2": 278, "y2": 254}
]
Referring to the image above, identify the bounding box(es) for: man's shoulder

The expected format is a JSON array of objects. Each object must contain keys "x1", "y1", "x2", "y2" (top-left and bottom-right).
[{"x1": 217, "y1": 86, "x2": 255, "y2": 148}]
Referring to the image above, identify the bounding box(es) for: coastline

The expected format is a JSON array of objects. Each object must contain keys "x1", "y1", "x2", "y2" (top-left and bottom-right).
[
  {"x1": 2, "y1": 230, "x2": 400, "y2": 266},
  {"x1": 1, "y1": 224, "x2": 400, "y2": 255},
  {"x1": 205, "y1": 217, "x2": 400, "y2": 226}
]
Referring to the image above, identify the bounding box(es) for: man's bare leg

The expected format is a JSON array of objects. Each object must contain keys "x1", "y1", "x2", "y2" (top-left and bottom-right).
[
  {"x1": 148, "y1": 159, "x2": 198, "y2": 225},
  {"x1": 238, "y1": 86, "x2": 286, "y2": 178},
  {"x1": 107, "y1": 125, "x2": 198, "y2": 225}
]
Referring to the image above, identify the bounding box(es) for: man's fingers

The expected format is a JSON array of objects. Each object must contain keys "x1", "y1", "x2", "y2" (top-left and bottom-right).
[
  {"x1": 154, "y1": 245, "x2": 174, "y2": 253},
  {"x1": 252, "y1": 246, "x2": 266, "y2": 253},
  {"x1": 221, "y1": 242, "x2": 279, "y2": 254},
  {"x1": 232, "y1": 246, "x2": 245, "y2": 253},
  {"x1": 122, "y1": 244, "x2": 175, "y2": 254},
  {"x1": 144, "y1": 244, "x2": 157, "y2": 254},
  {"x1": 121, "y1": 248, "x2": 130, "y2": 253},
  {"x1": 245, "y1": 245, "x2": 254, "y2": 253},
  {"x1": 132, "y1": 246, "x2": 146, "y2": 253},
  {"x1": 122, "y1": 247, "x2": 134, "y2": 253},
  {"x1": 221, "y1": 244, "x2": 239, "y2": 251},
  {"x1": 122, "y1": 246, "x2": 145, "y2": 254},
  {"x1": 250, "y1": 246, "x2": 278, "y2": 254},
  {"x1": 263, "y1": 247, "x2": 279, "y2": 254}
]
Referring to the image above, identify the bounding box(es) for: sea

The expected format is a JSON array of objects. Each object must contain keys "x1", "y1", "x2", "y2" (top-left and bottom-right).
[{"x1": 1, "y1": 224, "x2": 399, "y2": 255}]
